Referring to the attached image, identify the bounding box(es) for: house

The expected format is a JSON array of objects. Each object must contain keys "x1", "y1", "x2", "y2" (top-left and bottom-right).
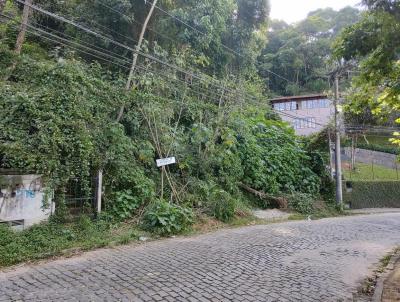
[{"x1": 270, "y1": 94, "x2": 333, "y2": 136}]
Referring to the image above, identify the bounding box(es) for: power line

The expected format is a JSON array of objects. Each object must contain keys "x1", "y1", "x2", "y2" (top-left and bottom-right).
[
  {"x1": 95, "y1": 0, "x2": 175, "y2": 46},
  {"x1": 97, "y1": 0, "x2": 298, "y2": 89},
  {"x1": 277, "y1": 111, "x2": 327, "y2": 128},
  {"x1": 145, "y1": 0, "x2": 298, "y2": 86},
  {"x1": 94, "y1": 0, "x2": 259, "y2": 97},
  {"x1": 28, "y1": 18, "x2": 229, "y2": 101},
  {"x1": 2, "y1": 12, "x2": 242, "y2": 106},
  {"x1": 2, "y1": 17, "x2": 230, "y2": 109},
  {"x1": 14, "y1": 0, "x2": 264, "y2": 105}
]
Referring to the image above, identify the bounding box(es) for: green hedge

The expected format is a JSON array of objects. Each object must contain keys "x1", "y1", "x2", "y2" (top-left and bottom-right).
[
  {"x1": 343, "y1": 181, "x2": 400, "y2": 209},
  {"x1": 356, "y1": 143, "x2": 400, "y2": 155}
]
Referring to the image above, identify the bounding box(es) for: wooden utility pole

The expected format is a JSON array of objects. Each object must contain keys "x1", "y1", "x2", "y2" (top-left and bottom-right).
[
  {"x1": 15, "y1": 0, "x2": 32, "y2": 54},
  {"x1": 116, "y1": 0, "x2": 158, "y2": 122},
  {"x1": 334, "y1": 74, "x2": 343, "y2": 205}
]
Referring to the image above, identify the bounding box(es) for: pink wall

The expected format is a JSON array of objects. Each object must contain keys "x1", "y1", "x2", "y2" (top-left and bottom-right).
[{"x1": 276, "y1": 101, "x2": 334, "y2": 136}]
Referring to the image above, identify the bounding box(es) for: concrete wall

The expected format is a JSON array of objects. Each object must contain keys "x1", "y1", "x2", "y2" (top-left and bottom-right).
[
  {"x1": 0, "y1": 174, "x2": 53, "y2": 228},
  {"x1": 344, "y1": 147, "x2": 399, "y2": 169}
]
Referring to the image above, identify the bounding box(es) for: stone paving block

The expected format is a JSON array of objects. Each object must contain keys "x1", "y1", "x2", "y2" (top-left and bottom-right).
[{"x1": 0, "y1": 214, "x2": 400, "y2": 301}]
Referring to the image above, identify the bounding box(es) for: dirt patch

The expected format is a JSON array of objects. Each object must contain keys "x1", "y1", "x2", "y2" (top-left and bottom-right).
[{"x1": 253, "y1": 209, "x2": 291, "y2": 221}]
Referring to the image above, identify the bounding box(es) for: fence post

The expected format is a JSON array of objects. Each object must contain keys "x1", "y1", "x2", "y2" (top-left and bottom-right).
[
  {"x1": 96, "y1": 169, "x2": 103, "y2": 214},
  {"x1": 371, "y1": 160, "x2": 375, "y2": 180}
]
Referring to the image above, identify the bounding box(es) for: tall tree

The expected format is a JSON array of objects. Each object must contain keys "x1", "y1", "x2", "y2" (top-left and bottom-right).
[
  {"x1": 258, "y1": 7, "x2": 360, "y2": 96},
  {"x1": 15, "y1": 0, "x2": 32, "y2": 54},
  {"x1": 117, "y1": 0, "x2": 158, "y2": 122},
  {"x1": 334, "y1": 0, "x2": 400, "y2": 145}
]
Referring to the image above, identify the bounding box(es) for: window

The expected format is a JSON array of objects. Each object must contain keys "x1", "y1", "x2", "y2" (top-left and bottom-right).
[
  {"x1": 298, "y1": 98, "x2": 331, "y2": 110},
  {"x1": 273, "y1": 101, "x2": 297, "y2": 111},
  {"x1": 274, "y1": 99, "x2": 330, "y2": 111},
  {"x1": 293, "y1": 117, "x2": 316, "y2": 129}
]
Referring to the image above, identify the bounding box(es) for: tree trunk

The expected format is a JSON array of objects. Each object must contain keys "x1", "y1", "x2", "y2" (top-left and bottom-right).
[
  {"x1": 15, "y1": 0, "x2": 32, "y2": 55},
  {"x1": 0, "y1": 0, "x2": 6, "y2": 15},
  {"x1": 116, "y1": 0, "x2": 158, "y2": 122},
  {"x1": 238, "y1": 182, "x2": 288, "y2": 209}
]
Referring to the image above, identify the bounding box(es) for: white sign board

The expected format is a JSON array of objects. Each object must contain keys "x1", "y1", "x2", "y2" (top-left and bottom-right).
[{"x1": 156, "y1": 157, "x2": 176, "y2": 167}]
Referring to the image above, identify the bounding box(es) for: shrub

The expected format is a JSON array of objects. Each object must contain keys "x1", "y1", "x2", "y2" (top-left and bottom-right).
[
  {"x1": 208, "y1": 189, "x2": 236, "y2": 222},
  {"x1": 287, "y1": 192, "x2": 315, "y2": 214},
  {"x1": 354, "y1": 143, "x2": 399, "y2": 155},
  {"x1": 143, "y1": 200, "x2": 194, "y2": 236},
  {"x1": 109, "y1": 189, "x2": 143, "y2": 220}
]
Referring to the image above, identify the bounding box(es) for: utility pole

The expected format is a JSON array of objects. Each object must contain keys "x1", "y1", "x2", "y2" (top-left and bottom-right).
[
  {"x1": 328, "y1": 128, "x2": 334, "y2": 178},
  {"x1": 116, "y1": 0, "x2": 158, "y2": 123},
  {"x1": 334, "y1": 74, "x2": 343, "y2": 205},
  {"x1": 15, "y1": 0, "x2": 33, "y2": 54}
]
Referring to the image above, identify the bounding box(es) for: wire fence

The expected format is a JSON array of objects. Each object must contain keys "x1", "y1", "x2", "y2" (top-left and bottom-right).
[
  {"x1": 63, "y1": 176, "x2": 98, "y2": 215},
  {"x1": 341, "y1": 147, "x2": 400, "y2": 181}
]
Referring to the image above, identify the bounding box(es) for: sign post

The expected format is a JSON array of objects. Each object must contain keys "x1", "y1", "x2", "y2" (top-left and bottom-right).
[{"x1": 156, "y1": 157, "x2": 176, "y2": 199}]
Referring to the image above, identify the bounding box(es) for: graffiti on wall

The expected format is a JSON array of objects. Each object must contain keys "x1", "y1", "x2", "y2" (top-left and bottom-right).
[{"x1": 0, "y1": 176, "x2": 43, "y2": 200}]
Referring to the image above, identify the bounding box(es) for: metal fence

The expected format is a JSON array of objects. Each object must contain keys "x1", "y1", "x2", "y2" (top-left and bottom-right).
[
  {"x1": 63, "y1": 176, "x2": 98, "y2": 214},
  {"x1": 340, "y1": 148, "x2": 400, "y2": 181}
]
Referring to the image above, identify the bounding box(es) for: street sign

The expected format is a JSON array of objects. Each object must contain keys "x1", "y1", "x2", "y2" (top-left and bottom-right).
[{"x1": 156, "y1": 157, "x2": 176, "y2": 167}]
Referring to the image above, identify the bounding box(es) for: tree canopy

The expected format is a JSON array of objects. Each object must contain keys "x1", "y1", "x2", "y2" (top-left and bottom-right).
[
  {"x1": 334, "y1": 0, "x2": 400, "y2": 144},
  {"x1": 258, "y1": 7, "x2": 360, "y2": 96}
]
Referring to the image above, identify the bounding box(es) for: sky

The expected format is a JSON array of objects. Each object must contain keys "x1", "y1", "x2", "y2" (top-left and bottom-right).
[{"x1": 270, "y1": 0, "x2": 362, "y2": 24}]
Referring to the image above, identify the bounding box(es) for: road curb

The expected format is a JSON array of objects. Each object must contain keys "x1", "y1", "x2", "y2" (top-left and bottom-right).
[{"x1": 372, "y1": 252, "x2": 400, "y2": 302}]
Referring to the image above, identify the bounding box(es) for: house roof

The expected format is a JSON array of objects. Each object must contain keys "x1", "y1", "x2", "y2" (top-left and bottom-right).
[{"x1": 269, "y1": 94, "x2": 328, "y2": 103}]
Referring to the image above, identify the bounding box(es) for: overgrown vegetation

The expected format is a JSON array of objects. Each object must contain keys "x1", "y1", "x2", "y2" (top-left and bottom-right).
[
  {"x1": 0, "y1": 216, "x2": 141, "y2": 267},
  {"x1": 143, "y1": 200, "x2": 194, "y2": 235},
  {"x1": 0, "y1": 0, "x2": 355, "y2": 267}
]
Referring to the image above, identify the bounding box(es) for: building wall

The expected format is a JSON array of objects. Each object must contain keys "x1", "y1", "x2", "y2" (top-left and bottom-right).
[
  {"x1": 279, "y1": 106, "x2": 333, "y2": 136},
  {"x1": 0, "y1": 174, "x2": 53, "y2": 228},
  {"x1": 273, "y1": 98, "x2": 333, "y2": 136}
]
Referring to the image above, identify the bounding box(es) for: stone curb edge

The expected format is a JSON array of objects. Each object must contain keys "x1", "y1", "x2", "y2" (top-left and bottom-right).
[{"x1": 372, "y1": 251, "x2": 400, "y2": 302}]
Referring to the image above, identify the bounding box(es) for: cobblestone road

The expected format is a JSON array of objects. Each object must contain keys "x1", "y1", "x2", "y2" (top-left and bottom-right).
[{"x1": 1, "y1": 214, "x2": 400, "y2": 302}]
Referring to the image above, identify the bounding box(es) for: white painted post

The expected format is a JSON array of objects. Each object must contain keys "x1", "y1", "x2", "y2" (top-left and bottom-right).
[{"x1": 96, "y1": 170, "x2": 103, "y2": 214}]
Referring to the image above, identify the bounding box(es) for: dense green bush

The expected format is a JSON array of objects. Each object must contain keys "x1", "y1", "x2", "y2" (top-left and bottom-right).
[
  {"x1": 287, "y1": 192, "x2": 315, "y2": 214},
  {"x1": 143, "y1": 200, "x2": 194, "y2": 235},
  {"x1": 356, "y1": 143, "x2": 400, "y2": 155},
  {"x1": 233, "y1": 111, "x2": 321, "y2": 195},
  {"x1": 344, "y1": 181, "x2": 400, "y2": 209},
  {"x1": 208, "y1": 189, "x2": 236, "y2": 222},
  {"x1": 108, "y1": 190, "x2": 144, "y2": 220}
]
